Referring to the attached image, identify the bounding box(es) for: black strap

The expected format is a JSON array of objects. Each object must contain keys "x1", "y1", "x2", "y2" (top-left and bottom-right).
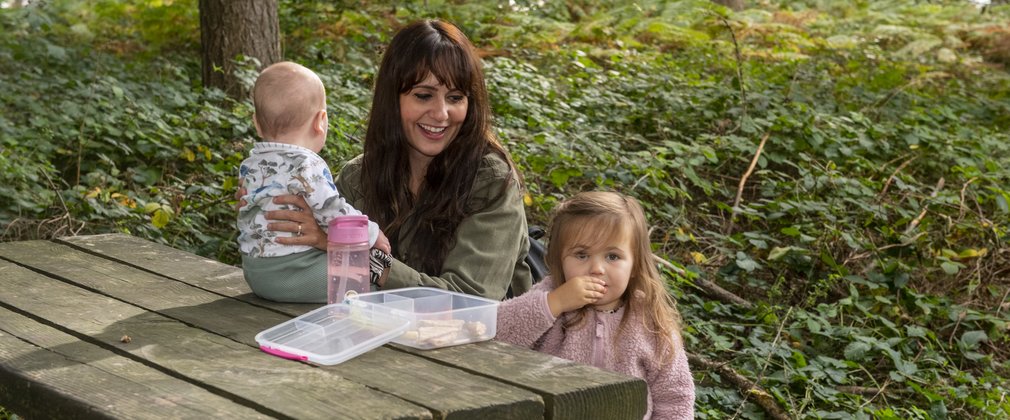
[
  {"x1": 526, "y1": 225, "x2": 548, "y2": 285},
  {"x1": 369, "y1": 248, "x2": 393, "y2": 286}
]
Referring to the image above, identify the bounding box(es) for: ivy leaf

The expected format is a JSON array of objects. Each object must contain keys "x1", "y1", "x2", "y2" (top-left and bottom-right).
[
  {"x1": 735, "y1": 252, "x2": 760, "y2": 272},
  {"x1": 146, "y1": 204, "x2": 174, "y2": 229},
  {"x1": 940, "y1": 261, "x2": 962, "y2": 275},
  {"x1": 995, "y1": 192, "x2": 1008, "y2": 214},
  {"x1": 905, "y1": 325, "x2": 927, "y2": 338},
  {"x1": 768, "y1": 246, "x2": 791, "y2": 261},
  {"x1": 895, "y1": 358, "x2": 918, "y2": 377},
  {"x1": 792, "y1": 350, "x2": 807, "y2": 368},
  {"x1": 806, "y1": 318, "x2": 821, "y2": 334},
  {"x1": 781, "y1": 226, "x2": 801, "y2": 236},
  {"x1": 700, "y1": 145, "x2": 718, "y2": 163},
  {"x1": 963, "y1": 351, "x2": 987, "y2": 361},
  {"x1": 46, "y1": 42, "x2": 67, "y2": 60},
  {"x1": 690, "y1": 251, "x2": 707, "y2": 264},
  {"x1": 957, "y1": 248, "x2": 987, "y2": 259},
  {"x1": 929, "y1": 400, "x2": 948, "y2": 420},
  {"x1": 892, "y1": 272, "x2": 910, "y2": 289},
  {"x1": 843, "y1": 341, "x2": 871, "y2": 361},
  {"x1": 960, "y1": 330, "x2": 988, "y2": 350}
]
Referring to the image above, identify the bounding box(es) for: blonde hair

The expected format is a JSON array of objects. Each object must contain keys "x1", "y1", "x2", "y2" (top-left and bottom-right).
[
  {"x1": 252, "y1": 61, "x2": 325, "y2": 139},
  {"x1": 546, "y1": 191, "x2": 683, "y2": 364}
]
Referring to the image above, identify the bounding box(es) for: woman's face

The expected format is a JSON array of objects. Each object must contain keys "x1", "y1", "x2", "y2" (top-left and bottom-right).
[{"x1": 399, "y1": 73, "x2": 468, "y2": 168}]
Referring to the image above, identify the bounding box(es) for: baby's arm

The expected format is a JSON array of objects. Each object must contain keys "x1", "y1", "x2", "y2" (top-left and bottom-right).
[
  {"x1": 298, "y1": 161, "x2": 384, "y2": 249},
  {"x1": 303, "y1": 167, "x2": 362, "y2": 221},
  {"x1": 546, "y1": 276, "x2": 606, "y2": 318},
  {"x1": 373, "y1": 230, "x2": 391, "y2": 254}
]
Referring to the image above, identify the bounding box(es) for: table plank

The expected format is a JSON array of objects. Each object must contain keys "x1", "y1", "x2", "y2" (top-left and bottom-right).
[
  {"x1": 57, "y1": 234, "x2": 649, "y2": 419},
  {"x1": 0, "y1": 253, "x2": 432, "y2": 419},
  {"x1": 58, "y1": 234, "x2": 314, "y2": 315},
  {"x1": 0, "y1": 286, "x2": 270, "y2": 419},
  {"x1": 1, "y1": 239, "x2": 544, "y2": 419},
  {"x1": 57, "y1": 234, "x2": 247, "y2": 295},
  {"x1": 396, "y1": 342, "x2": 648, "y2": 420}
]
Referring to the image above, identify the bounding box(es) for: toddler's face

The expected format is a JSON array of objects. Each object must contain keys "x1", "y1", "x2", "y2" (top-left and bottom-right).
[{"x1": 561, "y1": 227, "x2": 633, "y2": 311}]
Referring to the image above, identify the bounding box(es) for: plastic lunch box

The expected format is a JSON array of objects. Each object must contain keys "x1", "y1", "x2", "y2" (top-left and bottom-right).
[
  {"x1": 347, "y1": 287, "x2": 499, "y2": 350},
  {"x1": 255, "y1": 287, "x2": 499, "y2": 365}
]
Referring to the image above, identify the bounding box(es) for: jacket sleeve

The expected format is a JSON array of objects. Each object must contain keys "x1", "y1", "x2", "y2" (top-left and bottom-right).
[
  {"x1": 495, "y1": 279, "x2": 557, "y2": 348},
  {"x1": 383, "y1": 155, "x2": 528, "y2": 300},
  {"x1": 333, "y1": 155, "x2": 364, "y2": 205},
  {"x1": 646, "y1": 332, "x2": 695, "y2": 420}
]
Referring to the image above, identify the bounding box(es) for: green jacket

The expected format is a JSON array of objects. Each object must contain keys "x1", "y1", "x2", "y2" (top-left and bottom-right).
[{"x1": 336, "y1": 153, "x2": 532, "y2": 300}]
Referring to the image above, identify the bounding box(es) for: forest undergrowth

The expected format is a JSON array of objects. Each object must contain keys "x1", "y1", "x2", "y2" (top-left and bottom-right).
[{"x1": 2, "y1": 0, "x2": 1009, "y2": 418}]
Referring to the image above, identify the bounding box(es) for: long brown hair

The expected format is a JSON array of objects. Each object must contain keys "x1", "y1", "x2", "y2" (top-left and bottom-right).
[
  {"x1": 360, "y1": 19, "x2": 517, "y2": 274},
  {"x1": 545, "y1": 191, "x2": 683, "y2": 364}
]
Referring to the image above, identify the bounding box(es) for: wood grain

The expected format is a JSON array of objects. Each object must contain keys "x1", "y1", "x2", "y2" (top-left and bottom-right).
[
  {"x1": 58, "y1": 233, "x2": 649, "y2": 419},
  {"x1": 0, "y1": 294, "x2": 270, "y2": 419},
  {"x1": 2, "y1": 239, "x2": 546, "y2": 419},
  {"x1": 0, "y1": 250, "x2": 430, "y2": 419},
  {"x1": 395, "y1": 341, "x2": 648, "y2": 420}
]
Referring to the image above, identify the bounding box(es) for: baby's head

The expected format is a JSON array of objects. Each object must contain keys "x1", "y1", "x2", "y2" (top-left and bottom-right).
[{"x1": 252, "y1": 61, "x2": 327, "y2": 151}]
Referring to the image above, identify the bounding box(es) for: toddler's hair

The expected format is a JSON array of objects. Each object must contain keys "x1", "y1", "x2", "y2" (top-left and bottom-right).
[
  {"x1": 545, "y1": 191, "x2": 683, "y2": 363},
  {"x1": 252, "y1": 61, "x2": 325, "y2": 140}
]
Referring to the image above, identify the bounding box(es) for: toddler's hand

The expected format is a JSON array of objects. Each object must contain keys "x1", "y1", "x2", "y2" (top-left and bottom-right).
[{"x1": 546, "y1": 276, "x2": 606, "y2": 318}]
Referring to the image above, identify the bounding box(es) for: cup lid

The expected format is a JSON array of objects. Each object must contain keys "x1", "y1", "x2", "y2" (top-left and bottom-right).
[{"x1": 328, "y1": 215, "x2": 369, "y2": 244}]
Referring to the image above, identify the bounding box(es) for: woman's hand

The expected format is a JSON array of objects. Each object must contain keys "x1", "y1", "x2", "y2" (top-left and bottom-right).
[
  {"x1": 234, "y1": 183, "x2": 248, "y2": 208},
  {"x1": 236, "y1": 184, "x2": 386, "y2": 254},
  {"x1": 236, "y1": 185, "x2": 325, "y2": 249},
  {"x1": 266, "y1": 195, "x2": 327, "y2": 251},
  {"x1": 546, "y1": 276, "x2": 606, "y2": 318}
]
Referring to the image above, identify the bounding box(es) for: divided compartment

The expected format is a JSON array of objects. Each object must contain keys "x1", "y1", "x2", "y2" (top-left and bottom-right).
[
  {"x1": 346, "y1": 287, "x2": 499, "y2": 350},
  {"x1": 255, "y1": 303, "x2": 410, "y2": 365}
]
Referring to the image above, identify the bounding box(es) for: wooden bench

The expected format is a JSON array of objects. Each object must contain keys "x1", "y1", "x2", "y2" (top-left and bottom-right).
[{"x1": 0, "y1": 234, "x2": 647, "y2": 419}]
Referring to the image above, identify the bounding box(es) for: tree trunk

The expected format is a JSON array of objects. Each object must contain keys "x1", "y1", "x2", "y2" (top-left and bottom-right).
[
  {"x1": 711, "y1": 0, "x2": 745, "y2": 11},
  {"x1": 199, "y1": 0, "x2": 280, "y2": 99}
]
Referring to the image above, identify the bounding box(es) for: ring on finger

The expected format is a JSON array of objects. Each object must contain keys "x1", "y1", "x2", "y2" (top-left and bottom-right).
[{"x1": 297, "y1": 223, "x2": 303, "y2": 237}]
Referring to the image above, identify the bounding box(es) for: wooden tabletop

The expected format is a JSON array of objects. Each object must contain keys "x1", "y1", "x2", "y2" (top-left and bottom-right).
[{"x1": 0, "y1": 234, "x2": 646, "y2": 419}]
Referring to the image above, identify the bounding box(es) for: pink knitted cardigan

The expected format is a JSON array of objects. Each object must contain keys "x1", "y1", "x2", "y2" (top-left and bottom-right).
[{"x1": 496, "y1": 277, "x2": 695, "y2": 419}]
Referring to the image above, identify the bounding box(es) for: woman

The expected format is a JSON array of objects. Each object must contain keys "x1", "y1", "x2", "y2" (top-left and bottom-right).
[{"x1": 264, "y1": 20, "x2": 532, "y2": 300}]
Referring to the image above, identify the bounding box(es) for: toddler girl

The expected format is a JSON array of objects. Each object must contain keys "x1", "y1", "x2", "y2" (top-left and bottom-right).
[{"x1": 496, "y1": 191, "x2": 694, "y2": 419}]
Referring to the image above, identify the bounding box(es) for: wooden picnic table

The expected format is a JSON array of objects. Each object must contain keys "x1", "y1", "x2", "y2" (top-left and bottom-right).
[{"x1": 0, "y1": 234, "x2": 647, "y2": 419}]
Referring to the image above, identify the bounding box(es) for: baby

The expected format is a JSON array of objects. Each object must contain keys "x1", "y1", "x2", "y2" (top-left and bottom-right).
[{"x1": 236, "y1": 61, "x2": 387, "y2": 303}]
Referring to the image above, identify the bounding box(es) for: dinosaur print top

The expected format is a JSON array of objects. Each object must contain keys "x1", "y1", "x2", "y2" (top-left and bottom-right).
[{"x1": 237, "y1": 142, "x2": 377, "y2": 257}]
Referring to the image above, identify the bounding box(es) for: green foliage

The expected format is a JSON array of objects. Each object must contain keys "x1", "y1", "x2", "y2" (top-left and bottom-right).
[
  {"x1": 0, "y1": 1, "x2": 244, "y2": 259},
  {"x1": 2, "y1": 0, "x2": 1010, "y2": 417}
]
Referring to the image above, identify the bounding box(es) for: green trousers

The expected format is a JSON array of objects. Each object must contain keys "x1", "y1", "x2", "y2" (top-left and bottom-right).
[{"x1": 242, "y1": 250, "x2": 327, "y2": 303}]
